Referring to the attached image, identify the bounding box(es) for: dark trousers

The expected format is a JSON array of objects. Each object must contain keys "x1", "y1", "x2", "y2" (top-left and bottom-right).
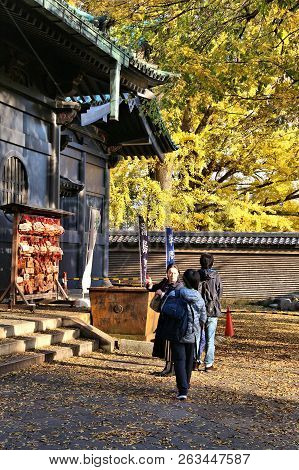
[{"x1": 170, "y1": 342, "x2": 194, "y2": 395}]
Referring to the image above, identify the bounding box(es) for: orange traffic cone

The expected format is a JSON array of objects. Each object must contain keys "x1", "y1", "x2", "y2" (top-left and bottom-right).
[{"x1": 225, "y1": 306, "x2": 234, "y2": 337}]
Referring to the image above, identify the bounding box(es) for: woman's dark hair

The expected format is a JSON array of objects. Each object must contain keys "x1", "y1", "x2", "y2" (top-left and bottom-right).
[
  {"x1": 166, "y1": 263, "x2": 180, "y2": 274},
  {"x1": 200, "y1": 253, "x2": 214, "y2": 269},
  {"x1": 183, "y1": 269, "x2": 200, "y2": 290}
]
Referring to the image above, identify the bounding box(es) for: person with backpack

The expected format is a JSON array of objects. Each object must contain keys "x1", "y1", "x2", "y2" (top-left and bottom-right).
[
  {"x1": 198, "y1": 253, "x2": 223, "y2": 372},
  {"x1": 160, "y1": 269, "x2": 206, "y2": 400}
]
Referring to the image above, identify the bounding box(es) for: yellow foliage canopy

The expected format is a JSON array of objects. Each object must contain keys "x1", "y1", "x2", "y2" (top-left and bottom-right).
[{"x1": 72, "y1": 0, "x2": 299, "y2": 231}]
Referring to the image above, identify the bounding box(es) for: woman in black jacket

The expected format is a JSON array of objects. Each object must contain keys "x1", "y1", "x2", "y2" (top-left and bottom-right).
[{"x1": 147, "y1": 263, "x2": 183, "y2": 376}]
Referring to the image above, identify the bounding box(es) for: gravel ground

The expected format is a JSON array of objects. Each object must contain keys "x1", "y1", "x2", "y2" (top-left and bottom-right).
[{"x1": 0, "y1": 312, "x2": 298, "y2": 450}]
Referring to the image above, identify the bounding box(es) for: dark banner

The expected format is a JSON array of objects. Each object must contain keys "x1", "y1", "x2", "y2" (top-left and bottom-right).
[
  {"x1": 166, "y1": 227, "x2": 175, "y2": 267},
  {"x1": 138, "y1": 216, "x2": 148, "y2": 286}
]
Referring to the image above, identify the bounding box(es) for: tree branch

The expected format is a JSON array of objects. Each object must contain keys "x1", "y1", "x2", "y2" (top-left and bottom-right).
[
  {"x1": 217, "y1": 168, "x2": 236, "y2": 183},
  {"x1": 264, "y1": 190, "x2": 299, "y2": 207},
  {"x1": 195, "y1": 106, "x2": 214, "y2": 134}
]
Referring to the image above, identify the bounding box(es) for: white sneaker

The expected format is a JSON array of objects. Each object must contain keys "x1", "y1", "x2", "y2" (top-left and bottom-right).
[{"x1": 176, "y1": 394, "x2": 187, "y2": 400}]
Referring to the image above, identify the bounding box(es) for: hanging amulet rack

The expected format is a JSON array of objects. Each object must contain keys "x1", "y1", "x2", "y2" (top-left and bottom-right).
[{"x1": 0, "y1": 203, "x2": 74, "y2": 310}]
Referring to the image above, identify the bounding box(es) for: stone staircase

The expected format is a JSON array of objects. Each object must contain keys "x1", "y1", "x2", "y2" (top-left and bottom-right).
[{"x1": 0, "y1": 310, "x2": 116, "y2": 376}]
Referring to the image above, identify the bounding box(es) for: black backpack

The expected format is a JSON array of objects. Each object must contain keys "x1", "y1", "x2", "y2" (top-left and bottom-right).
[
  {"x1": 160, "y1": 290, "x2": 189, "y2": 342},
  {"x1": 200, "y1": 279, "x2": 217, "y2": 316}
]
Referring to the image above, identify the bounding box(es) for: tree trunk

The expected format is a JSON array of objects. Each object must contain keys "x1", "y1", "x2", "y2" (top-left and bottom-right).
[
  {"x1": 154, "y1": 161, "x2": 173, "y2": 190},
  {"x1": 195, "y1": 106, "x2": 214, "y2": 134},
  {"x1": 181, "y1": 99, "x2": 193, "y2": 132}
]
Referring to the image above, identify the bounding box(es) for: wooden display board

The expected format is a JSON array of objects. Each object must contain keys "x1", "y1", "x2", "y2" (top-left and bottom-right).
[{"x1": 0, "y1": 204, "x2": 73, "y2": 310}]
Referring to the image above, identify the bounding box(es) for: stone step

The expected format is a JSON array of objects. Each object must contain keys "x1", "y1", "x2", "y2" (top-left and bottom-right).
[
  {"x1": 0, "y1": 352, "x2": 47, "y2": 376},
  {"x1": 0, "y1": 338, "x2": 99, "y2": 375},
  {"x1": 0, "y1": 314, "x2": 62, "y2": 334},
  {"x1": 39, "y1": 338, "x2": 99, "y2": 362},
  {"x1": 0, "y1": 308, "x2": 103, "y2": 376},
  {"x1": 43, "y1": 345, "x2": 75, "y2": 362},
  {"x1": 23, "y1": 328, "x2": 81, "y2": 349},
  {"x1": 0, "y1": 338, "x2": 27, "y2": 356},
  {"x1": 0, "y1": 319, "x2": 38, "y2": 338},
  {"x1": 67, "y1": 337, "x2": 99, "y2": 356},
  {"x1": 0, "y1": 328, "x2": 80, "y2": 356},
  {"x1": 0, "y1": 309, "x2": 91, "y2": 326}
]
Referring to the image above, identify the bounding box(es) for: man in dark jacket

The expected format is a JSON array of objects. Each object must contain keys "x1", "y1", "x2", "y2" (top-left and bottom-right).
[{"x1": 198, "y1": 253, "x2": 223, "y2": 372}]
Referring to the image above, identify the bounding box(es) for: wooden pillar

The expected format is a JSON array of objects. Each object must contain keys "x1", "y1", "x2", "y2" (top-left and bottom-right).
[
  {"x1": 79, "y1": 150, "x2": 87, "y2": 282},
  {"x1": 110, "y1": 61, "x2": 121, "y2": 121},
  {"x1": 103, "y1": 162, "x2": 110, "y2": 279},
  {"x1": 10, "y1": 212, "x2": 20, "y2": 308},
  {"x1": 49, "y1": 112, "x2": 60, "y2": 209}
]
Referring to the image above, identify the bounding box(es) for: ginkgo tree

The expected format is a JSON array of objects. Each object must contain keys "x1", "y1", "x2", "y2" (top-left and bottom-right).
[{"x1": 69, "y1": 0, "x2": 299, "y2": 231}]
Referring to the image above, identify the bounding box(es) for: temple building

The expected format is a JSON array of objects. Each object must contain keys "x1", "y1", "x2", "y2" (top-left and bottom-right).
[{"x1": 0, "y1": 0, "x2": 177, "y2": 292}]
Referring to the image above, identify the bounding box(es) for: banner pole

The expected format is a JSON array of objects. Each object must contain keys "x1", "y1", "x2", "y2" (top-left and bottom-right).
[
  {"x1": 138, "y1": 216, "x2": 148, "y2": 288},
  {"x1": 138, "y1": 220, "x2": 142, "y2": 287},
  {"x1": 166, "y1": 227, "x2": 175, "y2": 268}
]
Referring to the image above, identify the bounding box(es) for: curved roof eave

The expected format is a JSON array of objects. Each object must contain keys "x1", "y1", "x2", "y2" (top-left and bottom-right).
[{"x1": 27, "y1": 0, "x2": 173, "y2": 87}]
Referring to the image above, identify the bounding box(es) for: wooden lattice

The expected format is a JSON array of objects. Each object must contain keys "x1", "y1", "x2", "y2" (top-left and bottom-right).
[{"x1": 0, "y1": 157, "x2": 28, "y2": 205}]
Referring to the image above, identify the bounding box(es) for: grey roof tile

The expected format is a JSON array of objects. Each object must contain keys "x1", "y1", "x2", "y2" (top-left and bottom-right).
[{"x1": 109, "y1": 231, "x2": 299, "y2": 249}]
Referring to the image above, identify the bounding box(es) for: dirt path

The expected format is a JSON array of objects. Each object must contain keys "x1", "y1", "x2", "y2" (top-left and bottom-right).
[{"x1": 0, "y1": 312, "x2": 298, "y2": 450}]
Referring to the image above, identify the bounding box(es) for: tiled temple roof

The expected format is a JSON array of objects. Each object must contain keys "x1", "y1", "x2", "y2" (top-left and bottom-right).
[
  {"x1": 35, "y1": 0, "x2": 173, "y2": 87},
  {"x1": 1, "y1": 1, "x2": 177, "y2": 159},
  {"x1": 109, "y1": 231, "x2": 299, "y2": 249}
]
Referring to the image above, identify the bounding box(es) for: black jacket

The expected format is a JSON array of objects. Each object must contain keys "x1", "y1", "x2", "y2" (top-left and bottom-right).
[
  {"x1": 198, "y1": 268, "x2": 223, "y2": 317},
  {"x1": 148, "y1": 278, "x2": 170, "y2": 293},
  {"x1": 151, "y1": 280, "x2": 183, "y2": 358}
]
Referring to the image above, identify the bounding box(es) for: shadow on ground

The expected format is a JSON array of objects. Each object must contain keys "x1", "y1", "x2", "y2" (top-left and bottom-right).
[{"x1": 0, "y1": 312, "x2": 298, "y2": 450}]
